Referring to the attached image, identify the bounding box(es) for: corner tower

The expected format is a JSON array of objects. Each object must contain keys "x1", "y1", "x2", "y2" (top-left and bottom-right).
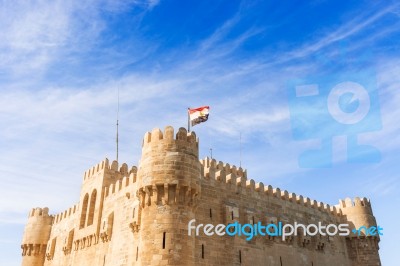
[
  {"x1": 21, "y1": 207, "x2": 53, "y2": 266},
  {"x1": 339, "y1": 197, "x2": 381, "y2": 266},
  {"x1": 136, "y1": 126, "x2": 201, "y2": 265}
]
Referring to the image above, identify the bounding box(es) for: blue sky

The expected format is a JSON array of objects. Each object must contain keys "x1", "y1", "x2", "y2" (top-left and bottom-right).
[{"x1": 1, "y1": 0, "x2": 399, "y2": 265}]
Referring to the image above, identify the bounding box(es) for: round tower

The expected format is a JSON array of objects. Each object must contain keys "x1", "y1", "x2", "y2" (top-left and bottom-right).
[
  {"x1": 21, "y1": 207, "x2": 53, "y2": 266},
  {"x1": 136, "y1": 126, "x2": 201, "y2": 266},
  {"x1": 339, "y1": 197, "x2": 377, "y2": 235},
  {"x1": 339, "y1": 197, "x2": 381, "y2": 266}
]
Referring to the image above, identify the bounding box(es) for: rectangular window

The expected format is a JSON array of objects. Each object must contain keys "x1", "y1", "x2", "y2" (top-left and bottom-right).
[
  {"x1": 201, "y1": 244, "x2": 204, "y2": 259},
  {"x1": 239, "y1": 250, "x2": 242, "y2": 264}
]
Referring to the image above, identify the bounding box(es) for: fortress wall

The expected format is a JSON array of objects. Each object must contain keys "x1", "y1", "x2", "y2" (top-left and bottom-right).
[
  {"x1": 193, "y1": 158, "x2": 351, "y2": 266},
  {"x1": 41, "y1": 158, "x2": 140, "y2": 266},
  {"x1": 69, "y1": 161, "x2": 140, "y2": 266},
  {"x1": 193, "y1": 177, "x2": 351, "y2": 266},
  {"x1": 101, "y1": 180, "x2": 140, "y2": 266},
  {"x1": 44, "y1": 208, "x2": 77, "y2": 266}
]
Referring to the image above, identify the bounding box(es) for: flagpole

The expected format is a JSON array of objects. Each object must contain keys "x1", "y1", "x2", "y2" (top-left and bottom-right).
[
  {"x1": 239, "y1": 132, "x2": 242, "y2": 168},
  {"x1": 116, "y1": 86, "x2": 120, "y2": 162},
  {"x1": 187, "y1": 107, "x2": 190, "y2": 132}
]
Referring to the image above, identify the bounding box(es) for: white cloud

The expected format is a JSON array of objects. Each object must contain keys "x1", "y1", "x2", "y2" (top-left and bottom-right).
[{"x1": 0, "y1": 0, "x2": 158, "y2": 79}]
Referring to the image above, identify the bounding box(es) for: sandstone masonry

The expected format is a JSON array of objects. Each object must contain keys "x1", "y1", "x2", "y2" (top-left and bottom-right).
[{"x1": 21, "y1": 126, "x2": 381, "y2": 266}]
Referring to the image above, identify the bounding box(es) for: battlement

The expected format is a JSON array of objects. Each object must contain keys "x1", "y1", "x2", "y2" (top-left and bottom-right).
[
  {"x1": 53, "y1": 204, "x2": 79, "y2": 225},
  {"x1": 83, "y1": 159, "x2": 109, "y2": 180},
  {"x1": 201, "y1": 157, "x2": 341, "y2": 217},
  {"x1": 201, "y1": 157, "x2": 247, "y2": 180},
  {"x1": 104, "y1": 174, "x2": 138, "y2": 199},
  {"x1": 339, "y1": 197, "x2": 371, "y2": 208},
  {"x1": 142, "y1": 126, "x2": 198, "y2": 150},
  {"x1": 28, "y1": 207, "x2": 51, "y2": 218},
  {"x1": 83, "y1": 158, "x2": 138, "y2": 181}
]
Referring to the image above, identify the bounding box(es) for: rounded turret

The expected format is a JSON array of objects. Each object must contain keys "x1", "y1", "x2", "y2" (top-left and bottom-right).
[
  {"x1": 339, "y1": 197, "x2": 377, "y2": 236},
  {"x1": 339, "y1": 197, "x2": 381, "y2": 265},
  {"x1": 21, "y1": 207, "x2": 53, "y2": 266},
  {"x1": 136, "y1": 126, "x2": 201, "y2": 265},
  {"x1": 138, "y1": 126, "x2": 200, "y2": 190}
]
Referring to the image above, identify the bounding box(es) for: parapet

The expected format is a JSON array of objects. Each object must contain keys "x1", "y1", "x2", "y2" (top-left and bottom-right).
[
  {"x1": 28, "y1": 207, "x2": 50, "y2": 218},
  {"x1": 52, "y1": 204, "x2": 79, "y2": 225},
  {"x1": 201, "y1": 157, "x2": 341, "y2": 217},
  {"x1": 104, "y1": 173, "x2": 138, "y2": 199},
  {"x1": 83, "y1": 158, "x2": 110, "y2": 181},
  {"x1": 83, "y1": 158, "x2": 138, "y2": 182},
  {"x1": 141, "y1": 126, "x2": 198, "y2": 154},
  {"x1": 201, "y1": 157, "x2": 247, "y2": 180},
  {"x1": 339, "y1": 197, "x2": 371, "y2": 209}
]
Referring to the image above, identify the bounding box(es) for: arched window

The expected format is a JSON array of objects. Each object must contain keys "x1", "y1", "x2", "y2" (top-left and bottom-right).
[
  {"x1": 87, "y1": 190, "x2": 97, "y2": 226},
  {"x1": 80, "y1": 194, "x2": 89, "y2": 229}
]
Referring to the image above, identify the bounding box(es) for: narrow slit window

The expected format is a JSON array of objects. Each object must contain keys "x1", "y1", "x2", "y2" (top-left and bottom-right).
[
  {"x1": 280, "y1": 256, "x2": 283, "y2": 266},
  {"x1": 162, "y1": 232, "x2": 166, "y2": 249},
  {"x1": 231, "y1": 211, "x2": 234, "y2": 220},
  {"x1": 209, "y1": 208, "x2": 212, "y2": 219},
  {"x1": 133, "y1": 208, "x2": 135, "y2": 218},
  {"x1": 201, "y1": 244, "x2": 204, "y2": 259},
  {"x1": 136, "y1": 246, "x2": 138, "y2": 261},
  {"x1": 239, "y1": 250, "x2": 242, "y2": 264}
]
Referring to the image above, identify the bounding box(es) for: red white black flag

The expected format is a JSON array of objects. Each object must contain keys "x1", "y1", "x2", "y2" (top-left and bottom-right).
[{"x1": 189, "y1": 106, "x2": 210, "y2": 126}]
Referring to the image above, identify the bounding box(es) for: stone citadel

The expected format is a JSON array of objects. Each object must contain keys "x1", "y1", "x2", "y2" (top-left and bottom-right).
[{"x1": 21, "y1": 126, "x2": 381, "y2": 265}]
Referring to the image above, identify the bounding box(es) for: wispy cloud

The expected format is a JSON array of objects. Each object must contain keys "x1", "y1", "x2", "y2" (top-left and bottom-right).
[
  {"x1": 281, "y1": 4, "x2": 399, "y2": 62},
  {"x1": 0, "y1": 0, "x2": 159, "y2": 80}
]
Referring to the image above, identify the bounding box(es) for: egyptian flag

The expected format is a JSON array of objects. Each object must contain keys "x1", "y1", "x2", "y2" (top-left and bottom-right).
[{"x1": 189, "y1": 106, "x2": 210, "y2": 126}]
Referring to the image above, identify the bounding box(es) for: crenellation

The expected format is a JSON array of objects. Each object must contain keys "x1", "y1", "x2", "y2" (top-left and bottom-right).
[
  {"x1": 214, "y1": 169, "x2": 223, "y2": 182},
  {"x1": 289, "y1": 192, "x2": 296, "y2": 203},
  {"x1": 312, "y1": 200, "x2": 318, "y2": 209},
  {"x1": 296, "y1": 195, "x2": 304, "y2": 205},
  {"x1": 110, "y1": 160, "x2": 118, "y2": 171},
  {"x1": 119, "y1": 163, "x2": 128, "y2": 176},
  {"x1": 281, "y1": 190, "x2": 289, "y2": 200},
  {"x1": 304, "y1": 197, "x2": 311, "y2": 207},
  {"x1": 246, "y1": 179, "x2": 255, "y2": 190},
  {"x1": 83, "y1": 159, "x2": 110, "y2": 181},
  {"x1": 236, "y1": 176, "x2": 246, "y2": 187},
  {"x1": 323, "y1": 203, "x2": 330, "y2": 213},
  {"x1": 265, "y1": 185, "x2": 273, "y2": 196},
  {"x1": 142, "y1": 127, "x2": 199, "y2": 150},
  {"x1": 339, "y1": 197, "x2": 372, "y2": 209},
  {"x1": 255, "y1": 181, "x2": 264, "y2": 192},
  {"x1": 273, "y1": 187, "x2": 281, "y2": 197},
  {"x1": 29, "y1": 207, "x2": 50, "y2": 218}
]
